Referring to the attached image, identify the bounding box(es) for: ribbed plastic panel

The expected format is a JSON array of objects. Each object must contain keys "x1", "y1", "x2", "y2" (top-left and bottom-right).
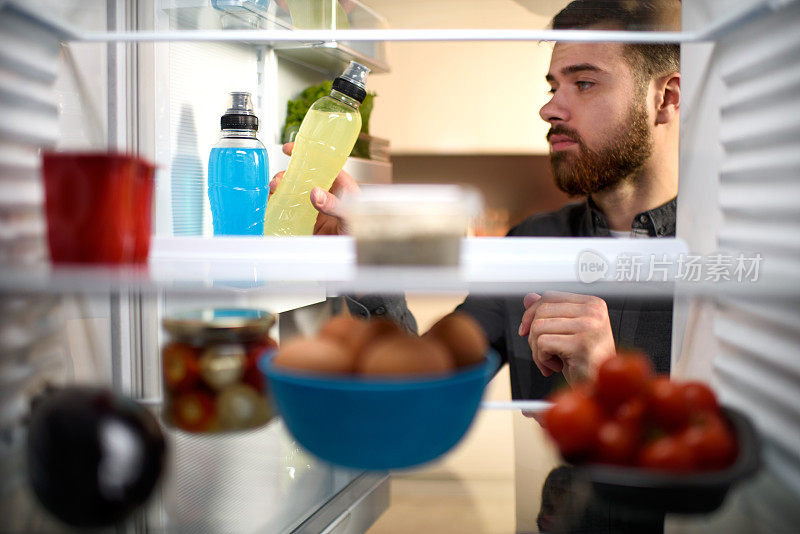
[
  {"x1": 0, "y1": 2, "x2": 63, "y2": 267},
  {"x1": 712, "y1": 0, "x2": 800, "y2": 497},
  {"x1": 0, "y1": 297, "x2": 68, "y2": 532},
  {"x1": 0, "y1": 3, "x2": 73, "y2": 527}
]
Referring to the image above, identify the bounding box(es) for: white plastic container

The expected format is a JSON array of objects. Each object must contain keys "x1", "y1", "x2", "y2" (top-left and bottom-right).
[{"x1": 342, "y1": 184, "x2": 483, "y2": 266}]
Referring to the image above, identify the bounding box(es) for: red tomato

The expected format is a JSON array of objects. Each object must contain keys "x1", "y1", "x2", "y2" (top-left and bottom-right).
[
  {"x1": 243, "y1": 341, "x2": 276, "y2": 392},
  {"x1": 595, "y1": 420, "x2": 640, "y2": 465},
  {"x1": 615, "y1": 397, "x2": 647, "y2": 429},
  {"x1": 571, "y1": 381, "x2": 593, "y2": 396},
  {"x1": 171, "y1": 391, "x2": 216, "y2": 432},
  {"x1": 544, "y1": 390, "x2": 602, "y2": 459},
  {"x1": 647, "y1": 377, "x2": 690, "y2": 431},
  {"x1": 638, "y1": 435, "x2": 695, "y2": 472},
  {"x1": 595, "y1": 351, "x2": 653, "y2": 412},
  {"x1": 162, "y1": 342, "x2": 200, "y2": 392},
  {"x1": 680, "y1": 412, "x2": 737, "y2": 470},
  {"x1": 683, "y1": 382, "x2": 719, "y2": 414}
]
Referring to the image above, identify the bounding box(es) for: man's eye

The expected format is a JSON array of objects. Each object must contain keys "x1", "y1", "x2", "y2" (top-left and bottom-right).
[{"x1": 576, "y1": 81, "x2": 594, "y2": 91}]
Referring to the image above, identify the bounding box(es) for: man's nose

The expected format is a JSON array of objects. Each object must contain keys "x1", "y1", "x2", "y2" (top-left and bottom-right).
[{"x1": 539, "y1": 93, "x2": 569, "y2": 123}]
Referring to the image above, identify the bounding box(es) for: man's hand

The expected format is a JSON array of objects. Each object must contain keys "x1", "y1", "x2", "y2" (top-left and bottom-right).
[
  {"x1": 518, "y1": 291, "x2": 615, "y2": 385},
  {"x1": 269, "y1": 142, "x2": 360, "y2": 235}
]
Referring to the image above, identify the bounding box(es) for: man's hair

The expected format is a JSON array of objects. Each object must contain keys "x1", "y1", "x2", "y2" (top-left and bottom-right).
[{"x1": 552, "y1": 0, "x2": 680, "y2": 87}]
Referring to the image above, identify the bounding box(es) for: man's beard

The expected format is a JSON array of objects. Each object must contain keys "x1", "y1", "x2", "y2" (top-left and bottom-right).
[{"x1": 548, "y1": 102, "x2": 653, "y2": 197}]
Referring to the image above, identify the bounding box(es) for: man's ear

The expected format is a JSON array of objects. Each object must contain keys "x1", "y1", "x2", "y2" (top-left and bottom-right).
[{"x1": 654, "y1": 72, "x2": 680, "y2": 125}]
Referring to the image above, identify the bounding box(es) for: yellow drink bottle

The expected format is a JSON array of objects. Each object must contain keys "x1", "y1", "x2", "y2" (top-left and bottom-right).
[{"x1": 264, "y1": 61, "x2": 369, "y2": 236}]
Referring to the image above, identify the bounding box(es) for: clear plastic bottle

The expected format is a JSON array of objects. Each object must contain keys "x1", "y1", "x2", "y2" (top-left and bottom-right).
[
  {"x1": 208, "y1": 92, "x2": 270, "y2": 235},
  {"x1": 263, "y1": 61, "x2": 369, "y2": 236}
]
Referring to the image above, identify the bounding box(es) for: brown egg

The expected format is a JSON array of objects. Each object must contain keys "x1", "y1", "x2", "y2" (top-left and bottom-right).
[
  {"x1": 272, "y1": 337, "x2": 355, "y2": 374},
  {"x1": 425, "y1": 313, "x2": 488, "y2": 368},
  {"x1": 318, "y1": 314, "x2": 368, "y2": 352},
  {"x1": 350, "y1": 318, "x2": 404, "y2": 362},
  {"x1": 358, "y1": 335, "x2": 455, "y2": 377}
]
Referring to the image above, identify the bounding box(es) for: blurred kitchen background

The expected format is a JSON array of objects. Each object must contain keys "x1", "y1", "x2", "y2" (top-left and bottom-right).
[{"x1": 365, "y1": 0, "x2": 572, "y2": 233}]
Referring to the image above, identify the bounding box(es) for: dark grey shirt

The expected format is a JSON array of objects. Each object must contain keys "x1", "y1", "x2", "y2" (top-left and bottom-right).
[{"x1": 348, "y1": 197, "x2": 677, "y2": 400}]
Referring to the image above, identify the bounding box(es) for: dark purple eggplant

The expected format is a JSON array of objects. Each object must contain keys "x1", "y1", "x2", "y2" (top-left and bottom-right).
[{"x1": 26, "y1": 386, "x2": 166, "y2": 528}]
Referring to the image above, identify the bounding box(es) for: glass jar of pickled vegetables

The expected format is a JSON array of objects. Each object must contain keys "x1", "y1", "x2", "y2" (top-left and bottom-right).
[{"x1": 161, "y1": 308, "x2": 277, "y2": 433}]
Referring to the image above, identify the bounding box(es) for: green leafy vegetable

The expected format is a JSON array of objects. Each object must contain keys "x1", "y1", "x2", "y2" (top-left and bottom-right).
[{"x1": 282, "y1": 79, "x2": 376, "y2": 157}]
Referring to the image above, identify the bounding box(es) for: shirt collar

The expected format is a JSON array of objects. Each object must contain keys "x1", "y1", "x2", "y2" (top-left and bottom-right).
[{"x1": 585, "y1": 196, "x2": 677, "y2": 237}]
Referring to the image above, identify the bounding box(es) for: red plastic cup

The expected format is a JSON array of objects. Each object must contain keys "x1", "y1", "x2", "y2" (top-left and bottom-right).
[
  {"x1": 42, "y1": 152, "x2": 138, "y2": 264},
  {"x1": 132, "y1": 160, "x2": 156, "y2": 264}
]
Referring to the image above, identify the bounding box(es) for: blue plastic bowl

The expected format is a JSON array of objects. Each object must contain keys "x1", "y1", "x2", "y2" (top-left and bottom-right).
[{"x1": 258, "y1": 350, "x2": 500, "y2": 470}]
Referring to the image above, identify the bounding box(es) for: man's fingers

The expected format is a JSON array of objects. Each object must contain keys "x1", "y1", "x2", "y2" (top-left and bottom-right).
[
  {"x1": 530, "y1": 317, "x2": 584, "y2": 337},
  {"x1": 541, "y1": 290, "x2": 591, "y2": 304},
  {"x1": 269, "y1": 171, "x2": 285, "y2": 194},
  {"x1": 518, "y1": 293, "x2": 543, "y2": 336},
  {"x1": 526, "y1": 328, "x2": 552, "y2": 377},
  {"x1": 329, "y1": 169, "x2": 360, "y2": 196},
  {"x1": 537, "y1": 334, "x2": 573, "y2": 373},
  {"x1": 523, "y1": 292, "x2": 542, "y2": 309},
  {"x1": 282, "y1": 142, "x2": 294, "y2": 156},
  {"x1": 528, "y1": 331, "x2": 572, "y2": 376},
  {"x1": 312, "y1": 214, "x2": 342, "y2": 236},
  {"x1": 532, "y1": 302, "x2": 587, "y2": 320},
  {"x1": 310, "y1": 187, "x2": 345, "y2": 219},
  {"x1": 530, "y1": 328, "x2": 565, "y2": 373},
  {"x1": 529, "y1": 328, "x2": 562, "y2": 376},
  {"x1": 542, "y1": 353, "x2": 564, "y2": 372},
  {"x1": 519, "y1": 305, "x2": 536, "y2": 337},
  {"x1": 531, "y1": 350, "x2": 554, "y2": 377}
]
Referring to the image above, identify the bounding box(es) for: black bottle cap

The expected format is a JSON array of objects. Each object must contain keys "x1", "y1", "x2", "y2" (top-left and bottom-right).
[
  {"x1": 332, "y1": 77, "x2": 366, "y2": 104},
  {"x1": 221, "y1": 113, "x2": 259, "y2": 131}
]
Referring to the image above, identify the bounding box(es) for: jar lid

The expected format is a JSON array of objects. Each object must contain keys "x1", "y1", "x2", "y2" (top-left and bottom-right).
[{"x1": 163, "y1": 308, "x2": 275, "y2": 342}]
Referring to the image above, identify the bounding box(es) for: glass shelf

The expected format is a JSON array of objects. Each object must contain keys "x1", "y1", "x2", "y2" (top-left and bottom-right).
[
  {"x1": 5, "y1": 0, "x2": 771, "y2": 81},
  {"x1": 4, "y1": 0, "x2": 779, "y2": 47},
  {"x1": 1, "y1": 236, "x2": 792, "y2": 298},
  {"x1": 159, "y1": 0, "x2": 389, "y2": 73},
  {"x1": 0, "y1": 410, "x2": 384, "y2": 533}
]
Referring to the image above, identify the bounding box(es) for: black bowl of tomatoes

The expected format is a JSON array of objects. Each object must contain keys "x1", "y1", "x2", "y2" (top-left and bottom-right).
[
  {"x1": 542, "y1": 350, "x2": 761, "y2": 514},
  {"x1": 577, "y1": 406, "x2": 759, "y2": 514}
]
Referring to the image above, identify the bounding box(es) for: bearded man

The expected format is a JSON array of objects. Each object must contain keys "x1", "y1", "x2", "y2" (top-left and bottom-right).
[{"x1": 270, "y1": 0, "x2": 681, "y2": 399}]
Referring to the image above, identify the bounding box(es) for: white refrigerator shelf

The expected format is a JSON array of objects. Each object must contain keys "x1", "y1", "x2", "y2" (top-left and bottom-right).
[{"x1": 0, "y1": 235, "x2": 793, "y2": 297}]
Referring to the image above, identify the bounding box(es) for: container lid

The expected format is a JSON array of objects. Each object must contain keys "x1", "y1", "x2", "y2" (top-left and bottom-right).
[
  {"x1": 221, "y1": 92, "x2": 259, "y2": 131},
  {"x1": 341, "y1": 184, "x2": 484, "y2": 217},
  {"x1": 332, "y1": 61, "x2": 370, "y2": 103},
  {"x1": 163, "y1": 308, "x2": 275, "y2": 342}
]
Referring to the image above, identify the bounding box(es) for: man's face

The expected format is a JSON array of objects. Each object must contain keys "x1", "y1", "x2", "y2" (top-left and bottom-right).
[{"x1": 539, "y1": 41, "x2": 653, "y2": 196}]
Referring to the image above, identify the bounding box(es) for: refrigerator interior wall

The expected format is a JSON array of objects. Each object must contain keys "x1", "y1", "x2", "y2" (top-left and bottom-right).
[
  {"x1": 675, "y1": 0, "x2": 800, "y2": 497},
  {"x1": 160, "y1": 41, "x2": 263, "y2": 236}
]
